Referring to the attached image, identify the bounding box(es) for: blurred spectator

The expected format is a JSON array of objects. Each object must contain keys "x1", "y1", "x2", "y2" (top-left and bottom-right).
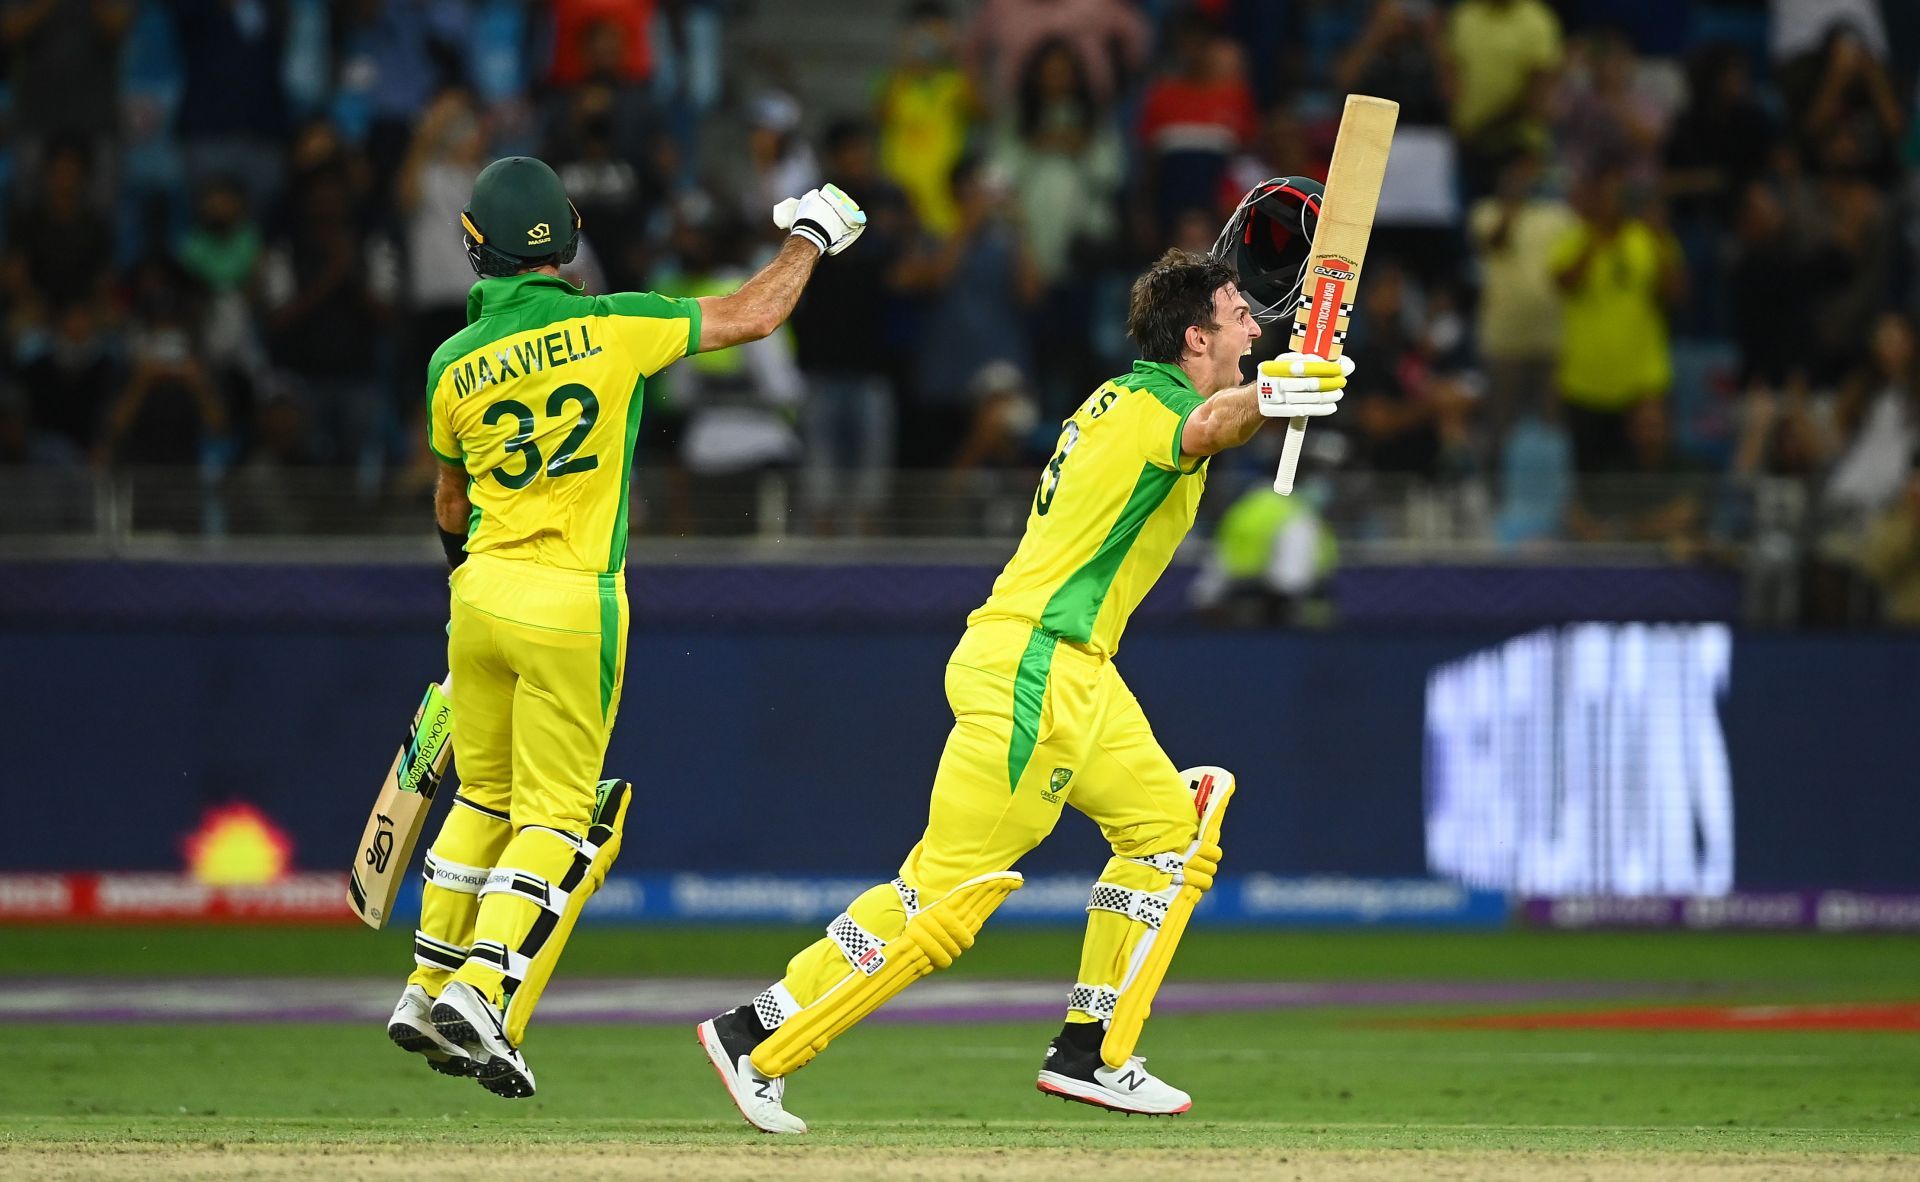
[
  {"x1": 547, "y1": 0, "x2": 654, "y2": 88},
  {"x1": 16, "y1": 301, "x2": 120, "y2": 457},
  {"x1": 396, "y1": 89, "x2": 489, "y2": 459},
  {"x1": 1790, "y1": 137, "x2": 1895, "y2": 377},
  {"x1": 1220, "y1": 105, "x2": 1317, "y2": 208},
  {"x1": 257, "y1": 170, "x2": 397, "y2": 477},
  {"x1": 1860, "y1": 461, "x2": 1920, "y2": 626},
  {"x1": 547, "y1": 51, "x2": 672, "y2": 292},
  {"x1": 1339, "y1": 264, "x2": 1476, "y2": 479},
  {"x1": 1664, "y1": 42, "x2": 1782, "y2": 337},
  {"x1": 1665, "y1": 43, "x2": 1782, "y2": 225},
  {"x1": 902, "y1": 158, "x2": 1041, "y2": 468},
  {"x1": 3, "y1": 139, "x2": 117, "y2": 329},
  {"x1": 0, "y1": 0, "x2": 134, "y2": 198},
  {"x1": 1792, "y1": 24, "x2": 1905, "y2": 187},
  {"x1": 733, "y1": 91, "x2": 819, "y2": 238},
  {"x1": 229, "y1": 383, "x2": 322, "y2": 533},
  {"x1": 1550, "y1": 166, "x2": 1683, "y2": 473},
  {"x1": 1470, "y1": 150, "x2": 1572, "y2": 457},
  {"x1": 1824, "y1": 312, "x2": 1919, "y2": 522},
  {"x1": 1728, "y1": 180, "x2": 1809, "y2": 395},
  {"x1": 330, "y1": 0, "x2": 473, "y2": 198},
  {"x1": 166, "y1": 0, "x2": 290, "y2": 209},
  {"x1": 944, "y1": 360, "x2": 1044, "y2": 535},
  {"x1": 99, "y1": 286, "x2": 228, "y2": 470},
  {"x1": 962, "y1": 0, "x2": 1150, "y2": 112},
  {"x1": 1447, "y1": 0, "x2": 1562, "y2": 196},
  {"x1": 1556, "y1": 30, "x2": 1667, "y2": 190},
  {"x1": 1190, "y1": 483, "x2": 1339, "y2": 628},
  {"x1": 177, "y1": 177, "x2": 267, "y2": 379},
  {"x1": 993, "y1": 38, "x2": 1123, "y2": 417},
  {"x1": 658, "y1": 209, "x2": 804, "y2": 536},
  {"x1": 793, "y1": 120, "x2": 913, "y2": 536},
  {"x1": 1568, "y1": 399, "x2": 1706, "y2": 556},
  {"x1": 878, "y1": 3, "x2": 976, "y2": 238},
  {"x1": 1338, "y1": 0, "x2": 1461, "y2": 286},
  {"x1": 1494, "y1": 403, "x2": 1574, "y2": 548},
  {"x1": 1137, "y1": 18, "x2": 1256, "y2": 236}
]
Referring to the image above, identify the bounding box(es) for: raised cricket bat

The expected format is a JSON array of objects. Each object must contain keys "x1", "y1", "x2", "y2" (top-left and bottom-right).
[
  {"x1": 347, "y1": 675, "x2": 454, "y2": 929},
  {"x1": 1274, "y1": 95, "x2": 1398, "y2": 495}
]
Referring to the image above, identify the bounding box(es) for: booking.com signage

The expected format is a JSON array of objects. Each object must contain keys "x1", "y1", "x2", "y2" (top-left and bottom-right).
[{"x1": 1424, "y1": 624, "x2": 1735, "y2": 897}]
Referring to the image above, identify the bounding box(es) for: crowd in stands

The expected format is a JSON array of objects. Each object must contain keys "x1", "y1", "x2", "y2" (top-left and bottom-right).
[{"x1": 4, "y1": 0, "x2": 1920, "y2": 625}]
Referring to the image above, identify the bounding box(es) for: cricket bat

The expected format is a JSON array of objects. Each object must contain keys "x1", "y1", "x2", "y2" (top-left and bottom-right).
[
  {"x1": 347, "y1": 675, "x2": 455, "y2": 929},
  {"x1": 1274, "y1": 95, "x2": 1399, "y2": 495}
]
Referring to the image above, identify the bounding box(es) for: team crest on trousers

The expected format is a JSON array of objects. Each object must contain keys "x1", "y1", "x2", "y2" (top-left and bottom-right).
[{"x1": 1043, "y1": 767, "x2": 1073, "y2": 803}]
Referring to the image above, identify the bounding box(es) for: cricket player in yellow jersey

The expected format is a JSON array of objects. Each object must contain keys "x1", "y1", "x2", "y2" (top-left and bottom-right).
[
  {"x1": 698, "y1": 246, "x2": 1354, "y2": 1131},
  {"x1": 383, "y1": 156, "x2": 868, "y2": 1097}
]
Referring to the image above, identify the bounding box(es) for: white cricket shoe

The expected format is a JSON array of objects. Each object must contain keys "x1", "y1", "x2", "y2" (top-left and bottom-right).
[
  {"x1": 1035, "y1": 1035, "x2": 1192, "y2": 1115},
  {"x1": 430, "y1": 980, "x2": 536, "y2": 1099},
  {"x1": 386, "y1": 984, "x2": 474, "y2": 1077},
  {"x1": 696, "y1": 1006, "x2": 808, "y2": 1134}
]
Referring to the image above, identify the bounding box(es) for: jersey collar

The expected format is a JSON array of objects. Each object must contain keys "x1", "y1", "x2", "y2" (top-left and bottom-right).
[
  {"x1": 1131, "y1": 360, "x2": 1198, "y2": 392},
  {"x1": 466, "y1": 272, "x2": 585, "y2": 324}
]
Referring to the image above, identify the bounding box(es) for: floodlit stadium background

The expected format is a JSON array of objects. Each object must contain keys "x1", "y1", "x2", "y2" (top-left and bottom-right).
[{"x1": 4, "y1": 0, "x2": 1920, "y2": 933}]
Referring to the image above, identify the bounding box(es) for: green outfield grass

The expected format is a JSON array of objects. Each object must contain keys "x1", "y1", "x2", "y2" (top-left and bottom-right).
[{"x1": 4, "y1": 926, "x2": 1918, "y2": 1179}]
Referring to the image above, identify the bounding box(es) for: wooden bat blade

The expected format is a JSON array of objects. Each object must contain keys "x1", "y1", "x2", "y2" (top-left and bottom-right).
[
  {"x1": 1275, "y1": 95, "x2": 1399, "y2": 495},
  {"x1": 347, "y1": 678, "x2": 454, "y2": 930}
]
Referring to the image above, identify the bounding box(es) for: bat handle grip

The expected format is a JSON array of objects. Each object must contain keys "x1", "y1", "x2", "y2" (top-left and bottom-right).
[{"x1": 1273, "y1": 416, "x2": 1308, "y2": 495}]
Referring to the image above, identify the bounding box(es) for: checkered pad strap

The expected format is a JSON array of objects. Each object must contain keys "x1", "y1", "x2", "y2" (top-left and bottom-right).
[
  {"x1": 1067, "y1": 982, "x2": 1119, "y2": 1021},
  {"x1": 413, "y1": 931, "x2": 469, "y2": 972},
  {"x1": 753, "y1": 983, "x2": 800, "y2": 1032},
  {"x1": 892, "y1": 878, "x2": 920, "y2": 921},
  {"x1": 422, "y1": 852, "x2": 489, "y2": 895},
  {"x1": 465, "y1": 938, "x2": 533, "y2": 992},
  {"x1": 1126, "y1": 851, "x2": 1189, "y2": 882},
  {"x1": 1086, "y1": 881, "x2": 1175, "y2": 930},
  {"x1": 826, "y1": 911, "x2": 889, "y2": 976}
]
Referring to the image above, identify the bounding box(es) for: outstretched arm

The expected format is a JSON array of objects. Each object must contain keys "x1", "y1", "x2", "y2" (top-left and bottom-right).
[
  {"x1": 697, "y1": 186, "x2": 868, "y2": 351},
  {"x1": 695, "y1": 237, "x2": 821, "y2": 351},
  {"x1": 1181, "y1": 354, "x2": 1352, "y2": 460}
]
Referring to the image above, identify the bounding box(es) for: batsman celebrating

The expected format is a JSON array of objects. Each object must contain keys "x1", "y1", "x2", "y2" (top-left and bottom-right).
[
  {"x1": 384, "y1": 156, "x2": 867, "y2": 1097},
  {"x1": 698, "y1": 182, "x2": 1350, "y2": 1131}
]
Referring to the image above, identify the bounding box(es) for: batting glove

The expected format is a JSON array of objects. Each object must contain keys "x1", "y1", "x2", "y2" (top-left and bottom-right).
[
  {"x1": 772, "y1": 184, "x2": 868, "y2": 256},
  {"x1": 1257, "y1": 353, "x2": 1353, "y2": 418}
]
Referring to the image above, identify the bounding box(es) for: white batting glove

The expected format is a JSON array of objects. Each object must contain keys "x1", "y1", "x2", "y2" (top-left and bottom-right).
[
  {"x1": 772, "y1": 184, "x2": 867, "y2": 256},
  {"x1": 1257, "y1": 353, "x2": 1354, "y2": 418}
]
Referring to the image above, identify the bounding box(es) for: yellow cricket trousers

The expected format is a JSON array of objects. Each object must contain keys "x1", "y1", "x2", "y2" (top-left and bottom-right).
[
  {"x1": 407, "y1": 554, "x2": 629, "y2": 1036},
  {"x1": 778, "y1": 616, "x2": 1200, "y2": 1025}
]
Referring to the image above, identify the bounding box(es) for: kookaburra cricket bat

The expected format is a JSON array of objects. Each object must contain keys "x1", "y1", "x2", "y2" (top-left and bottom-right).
[
  {"x1": 347, "y1": 675, "x2": 454, "y2": 929},
  {"x1": 1274, "y1": 95, "x2": 1398, "y2": 495}
]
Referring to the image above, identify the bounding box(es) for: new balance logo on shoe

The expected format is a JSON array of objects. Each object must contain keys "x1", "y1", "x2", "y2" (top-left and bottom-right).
[
  {"x1": 753, "y1": 1078, "x2": 777, "y2": 1099},
  {"x1": 1116, "y1": 1069, "x2": 1146, "y2": 1092}
]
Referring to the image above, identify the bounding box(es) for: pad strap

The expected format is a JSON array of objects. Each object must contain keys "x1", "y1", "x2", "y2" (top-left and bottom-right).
[
  {"x1": 827, "y1": 911, "x2": 889, "y2": 976},
  {"x1": 466, "y1": 938, "x2": 533, "y2": 992},
  {"x1": 413, "y1": 931, "x2": 469, "y2": 972},
  {"x1": 753, "y1": 983, "x2": 801, "y2": 1032},
  {"x1": 892, "y1": 877, "x2": 921, "y2": 921},
  {"x1": 1086, "y1": 881, "x2": 1175, "y2": 930},
  {"x1": 480, "y1": 867, "x2": 571, "y2": 921},
  {"x1": 1067, "y1": 982, "x2": 1119, "y2": 1021},
  {"x1": 423, "y1": 852, "x2": 490, "y2": 895}
]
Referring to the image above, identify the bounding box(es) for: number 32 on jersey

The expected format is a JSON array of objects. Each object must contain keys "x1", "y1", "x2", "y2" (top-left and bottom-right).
[{"x1": 482, "y1": 382, "x2": 599, "y2": 489}]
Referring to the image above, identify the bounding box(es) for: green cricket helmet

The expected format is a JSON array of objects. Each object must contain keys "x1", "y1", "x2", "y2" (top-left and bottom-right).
[
  {"x1": 461, "y1": 156, "x2": 581, "y2": 278},
  {"x1": 1212, "y1": 176, "x2": 1323, "y2": 324}
]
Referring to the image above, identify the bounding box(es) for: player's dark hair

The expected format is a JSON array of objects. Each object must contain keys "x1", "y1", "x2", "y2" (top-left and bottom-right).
[{"x1": 1127, "y1": 248, "x2": 1240, "y2": 363}]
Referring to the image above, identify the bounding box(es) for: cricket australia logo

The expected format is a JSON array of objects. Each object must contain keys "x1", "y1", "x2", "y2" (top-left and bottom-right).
[
  {"x1": 527, "y1": 221, "x2": 552, "y2": 246},
  {"x1": 1042, "y1": 767, "x2": 1074, "y2": 803}
]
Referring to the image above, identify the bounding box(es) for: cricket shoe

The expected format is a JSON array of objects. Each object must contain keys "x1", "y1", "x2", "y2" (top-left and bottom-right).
[
  {"x1": 430, "y1": 980, "x2": 536, "y2": 1099},
  {"x1": 387, "y1": 984, "x2": 475, "y2": 1077},
  {"x1": 696, "y1": 1006, "x2": 807, "y2": 1134},
  {"x1": 1035, "y1": 1036, "x2": 1192, "y2": 1115}
]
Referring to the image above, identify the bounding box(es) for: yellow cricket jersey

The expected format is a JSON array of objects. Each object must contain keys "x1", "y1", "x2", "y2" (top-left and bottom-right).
[
  {"x1": 969, "y1": 361, "x2": 1210, "y2": 657},
  {"x1": 426, "y1": 274, "x2": 701, "y2": 573}
]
